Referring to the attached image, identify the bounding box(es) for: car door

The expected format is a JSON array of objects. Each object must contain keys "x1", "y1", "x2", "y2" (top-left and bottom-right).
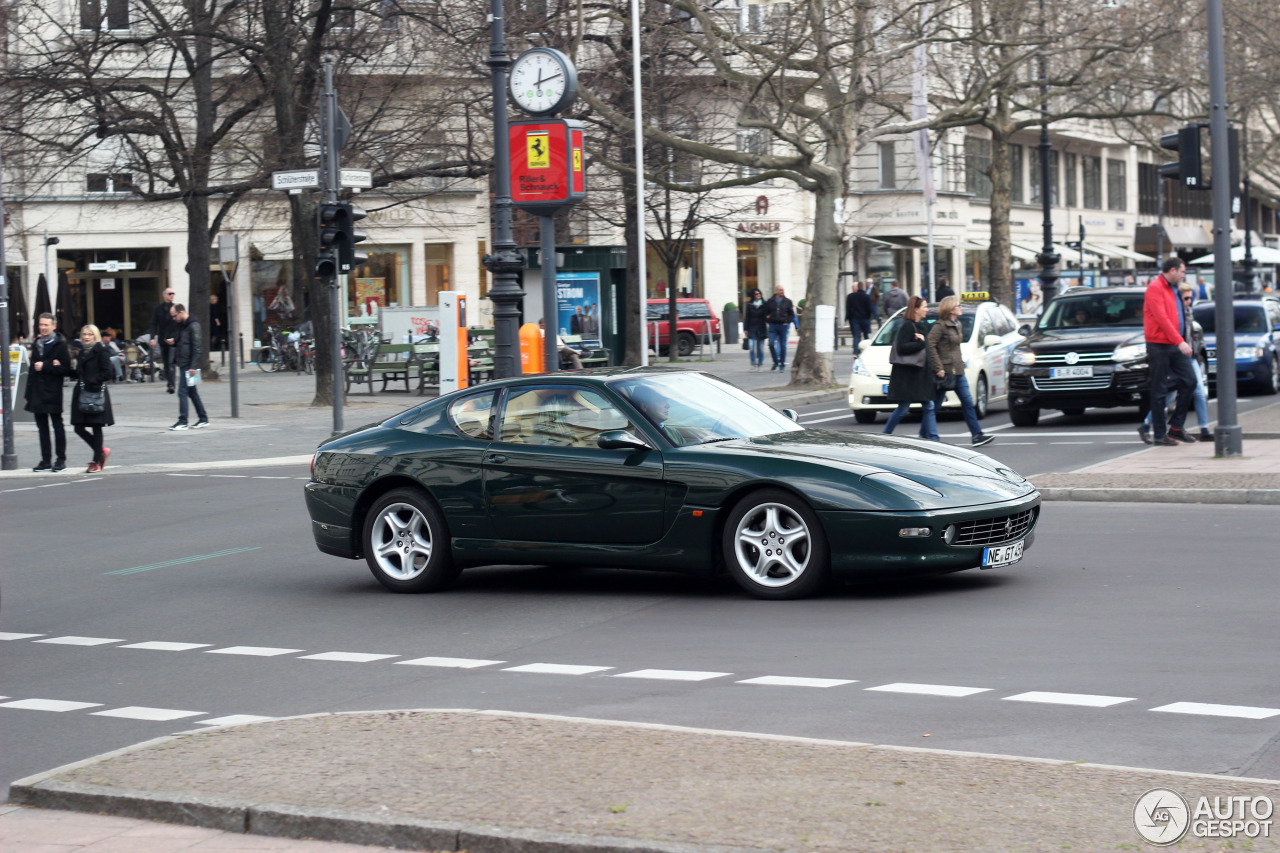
[{"x1": 483, "y1": 384, "x2": 667, "y2": 544}]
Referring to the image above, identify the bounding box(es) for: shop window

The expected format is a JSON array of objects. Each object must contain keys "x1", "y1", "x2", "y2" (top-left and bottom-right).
[
  {"x1": 736, "y1": 239, "x2": 775, "y2": 306},
  {"x1": 1106, "y1": 158, "x2": 1127, "y2": 211},
  {"x1": 251, "y1": 258, "x2": 299, "y2": 340},
  {"x1": 349, "y1": 249, "x2": 408, "y2": 319},
  {"x1": 81, "y1": 0, "x2": 129, "y2": 31},
  {"x1": 424, "y1": 244, "x2": 452, "y2": 306},
  {"x1": 645, "y1": 241, "x2": 702, "y2": 298},
  {"x1": 1065, "y1": 152, "x2": 1078, "y2": 207},
  {"x1": 878, "y1": 142, "x2": 896, "y2": 189},
  {"x1": 965, "y1": 136, "x2": 992, "y2": 201}
]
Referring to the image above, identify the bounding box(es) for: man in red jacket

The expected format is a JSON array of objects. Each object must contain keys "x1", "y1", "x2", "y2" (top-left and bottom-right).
[{"x1": 1143, "y1": 257, "x2": 1196, "y2": 446}]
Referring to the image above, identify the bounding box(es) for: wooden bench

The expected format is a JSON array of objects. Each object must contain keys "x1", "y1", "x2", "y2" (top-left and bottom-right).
[
  {"x1": 560, "y1": 334, "x2": 611, "y2": 369},
  {"x1": 346, "y1": 342, "x2": 418, "y2": 394}
]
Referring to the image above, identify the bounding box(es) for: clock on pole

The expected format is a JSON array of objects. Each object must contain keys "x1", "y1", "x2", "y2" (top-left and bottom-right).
[{"x1": 509, "y1": 48, "x2": 577, "y2": 117}]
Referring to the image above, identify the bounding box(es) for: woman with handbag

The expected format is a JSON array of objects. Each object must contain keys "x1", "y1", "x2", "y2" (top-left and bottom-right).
[
  {"x1": 882, "y1": 296, "x2": 939, "y2": 440},
  {"x1": 70, "y1": 325, "x2": 115, "y2": 473},
  {"x1": 743, "y1": 289, "x2": 769, "y2": 371},
  {"x1": 928, "y1": 295, "x2": 994, "y2": 447}
]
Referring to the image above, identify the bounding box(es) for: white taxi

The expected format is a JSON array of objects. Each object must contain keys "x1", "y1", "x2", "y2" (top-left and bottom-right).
[{"x1": 847, "y1": 295, "x2": 1025, "y2": 424}]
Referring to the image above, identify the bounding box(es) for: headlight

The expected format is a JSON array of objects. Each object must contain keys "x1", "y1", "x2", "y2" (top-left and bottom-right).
[
  {"x1": 852, "y1": 357, "x2": 873, "y2": 377},
  {"x1": 1112, "y1": 343, "x2": 1147, "y2": 362},
  {"x1": 1235, "y1": 345, "x2": 1264, "y2": 359},
  {"x1": 1011, "y1": 350, "x2": 1036, "y2": 366}
]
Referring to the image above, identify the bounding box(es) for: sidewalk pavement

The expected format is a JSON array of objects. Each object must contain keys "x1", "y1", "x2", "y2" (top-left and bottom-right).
[{"x1": 7, "y1": 710, "x2": 1279, "y2": 853}]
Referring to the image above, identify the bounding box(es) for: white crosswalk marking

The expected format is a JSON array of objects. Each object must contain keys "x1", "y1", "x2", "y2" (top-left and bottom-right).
[
  {"x1": 396, "y1": 656, "x2": 505, "y2": 668},
  {"x1": 865, "y1": 683, "x2": 991, "y2": 697},
  {"x1": 614, "y1": 669, "x2": 731, "y2": 682},
  {"x1": 1004, "y1": 691, "x2": 1134, "y2": 708},
  {"x1": 299, "y1": 652, "x2": 399, "y2": 663},
  {"x1": 0, "y1": 698, "x2": 103, "y2": 712},
  {"x1": 0, "y1": 632, "x2": 44, "y2": 641},
  {"x1": 1150, "y1": 702, "x2": 1280, "y2": 720},
  {"x1": 196, "y1": 715, "x2": 277, "y2": 726},
  {"x1": 91, "y1": 706, "x2": 207, "y2": 721},
  {"x1": 120, "y1": 641, "x2": 213, "y2": 651},
  {"x1": 206, "y1": 646, "x2": 303, "y2": 657},
  {"x1": 34, "y1": 636, "x2": 122, "y2": 646},
  {"x1": 738, "y1": 676, "x2": 856, "y2": 688},
  {"x1": 504, "y1": 663, "x2": 612, "y2": 675}
]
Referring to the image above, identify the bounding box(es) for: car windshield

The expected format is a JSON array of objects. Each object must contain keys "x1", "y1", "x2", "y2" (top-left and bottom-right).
[
  {"x1": 872, "y1": 309, "x2": 975, "y2": 345},
  {"x1": 610, "y1": 372, "x2": 802, "y2": 447},
  {"x1": 1038, "y1": 292, "x2": 1145, "y2": 330},
  {"x1": 1192, "y1": 304, "x2": 1269, "y2": 335}
]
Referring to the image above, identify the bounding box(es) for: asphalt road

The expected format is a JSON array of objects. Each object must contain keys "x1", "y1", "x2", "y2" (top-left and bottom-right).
[{"x1": 2, "y1": 459, "x2": 1278, "y2": 803}]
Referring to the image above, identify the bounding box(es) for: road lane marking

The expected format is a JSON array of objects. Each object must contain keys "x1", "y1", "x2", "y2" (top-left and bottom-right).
[
  {"x1": 614, "y1": 669, "x2": 731, "y2": 682},
  {"x1": 34, "y1": 636, "x2": 122, "y2": 646},
  {"x1": 299, "y1": 652, "x2": 399, "y2": 663},
  {"x1": 804, "y1": 413, "x2": 856, "y2": 425},
  {"x1": 1050, "y1": 441, "x2": 1095, "y2": 445},
  {"x1": 738, "y1": 676, "x2": 857, "y2": 688},
  {"x1": 802, "y1": 407, "x2": 852, "y2": 417},
  {"x1": 1150, "y1": 702, "x2": 1280, "y2": 720},
  {"x1": 503, "y1": 663, "x2": 612, "y2": 675},
  {"x1": 0, "y1": 698, "x2": 103, "y2": 712},
  {"x1": 196, "y1": 715, "x2": 277, "y2": 726},
  {"x1": 208, "y1": 474, "x2": 249, "y2": 478},
  {"x1": 0, "y1": 632, "x2": 44, "y2": 640},
  {"x1": 252, "y1": 476, "x2": 292, "y2": 479},
  {"x1": 165, "y1": 473, "x2": 205, "y2": 477},
  {"x1": 120, "y1": 641, "x2": 214, "y2": 651},
  {"x1": 865, "y1": 683, "x2": 991, "y2": 697},
  {"x1": 1004, "y1": 691, "x2": 1134, "y2": 708},
  {"x1": 91, "y1": 706, "x2": 207, "y2": 721},
  {"x1": 397, "y1": 656, "x2": 505, "y2": 668},
  {"x1": 206, "y1": 646, "x2": 303, "y2": 657},
  {"x1": 106, "y1": 546, "x2": 261, "y2": 575}
]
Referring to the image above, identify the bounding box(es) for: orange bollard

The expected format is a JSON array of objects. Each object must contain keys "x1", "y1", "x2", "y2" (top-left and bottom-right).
[{"x1": 519, "y1": 323, "x2": 545, "y2": 374}]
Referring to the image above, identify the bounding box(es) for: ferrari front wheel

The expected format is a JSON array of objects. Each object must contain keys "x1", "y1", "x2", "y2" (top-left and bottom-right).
[{"x1": 721, "y1": 489, "x2": 829, "y2": 600}]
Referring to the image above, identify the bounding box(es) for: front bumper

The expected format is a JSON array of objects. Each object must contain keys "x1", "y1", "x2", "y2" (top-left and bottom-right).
[
  {"x1": 1008, "y1": 364, "x2": 1147, "y2": 409},
  {"x1": 848, "y1": 375, "x2": 964, "y2": 411},
  {"x1": 1205, "y1": 356, "x2": 1268, "y2": 385}
]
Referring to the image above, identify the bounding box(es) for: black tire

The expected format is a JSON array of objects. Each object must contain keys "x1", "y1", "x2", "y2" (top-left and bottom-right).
[
  {"x1": 721, "y1": 488, "x2": 830, "y2": 600},
  {"x1": 362, "y1": 488, "x2": 460, "y2": 593},
  {"x1": 1060, "y1": 407, "x2": 1085, "y2": 416},
  {"x1": 1009, "y1": 404, "x2": 1040, "y2": 427},
  {"x1": 1262, "y1": 356, "x2": 1280, "y2": 395},
  {"x1": 853, "y1": 409, "x2": 878, "y2": 424},
  {"x1": 256, "y1": 347, "x2": 279, "y2": 373},
  {"x1": 973, "y1": 374, "x2": 989, "y2": 420},
  {"x1": 677, "y1": 331, "x2": 697, "y2": 358}
]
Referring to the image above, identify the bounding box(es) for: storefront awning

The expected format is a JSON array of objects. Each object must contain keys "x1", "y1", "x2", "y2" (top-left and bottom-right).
[
  {"x1": 1135, "y1": 224, "x2": 1213, "y2": 252},
  {"x1": 1083, "y1": 242, "x2": 1156, "y2": 263},
  {"x1": 874, "y1": 236, "x2": 928, "y2": 249},
  {"x1": 1007, "y1": 243, "x2": 1038, "y2": 262},
  {"x1": 1012, "y1": 242, "x2": 1104, "y2": 265}
]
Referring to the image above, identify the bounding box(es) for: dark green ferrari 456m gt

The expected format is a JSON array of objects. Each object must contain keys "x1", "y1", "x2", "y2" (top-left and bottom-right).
[{"x1": 305, "y1": 369, "x2": 1040, "y2": 599}]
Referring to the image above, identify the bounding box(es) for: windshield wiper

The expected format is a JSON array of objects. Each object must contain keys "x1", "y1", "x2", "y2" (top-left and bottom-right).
[{"x1": 697, "y1": 436, "x2": 740, "y2": 445}]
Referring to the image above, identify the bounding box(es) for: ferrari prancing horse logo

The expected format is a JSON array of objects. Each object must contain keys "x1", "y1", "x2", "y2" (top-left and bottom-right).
[{"x1": 527, "y1": 132, "x2": 550, "y2": 169}]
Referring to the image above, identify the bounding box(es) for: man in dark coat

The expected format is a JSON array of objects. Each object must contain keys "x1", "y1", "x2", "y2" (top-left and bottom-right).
[
  {"x1": 209, "y1": 293, "x2": 226, "y2": 351},
  {"x1": 169, "y1": 304, "x2": 209, "y2": 430},
  {"x1": 934, "y1": 277, "x2": 955, "y2": 301},
  {"x1": 24, "y1": 313, "x2": 71, "y2": 471},
  {"x1": 763, "y1": 285, "x2": 796, "y2": 371},
  {"x1": 845, "y1": 282, "x2": 873, "y2": 352},
  {"x1": 149, "y1": 286, "x2": 179, "y2": 392}
]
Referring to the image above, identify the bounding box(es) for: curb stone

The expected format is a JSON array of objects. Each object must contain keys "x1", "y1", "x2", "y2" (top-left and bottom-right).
[{"x1": 1037, "y1": 487, "x2": 1280, "y2": 504}]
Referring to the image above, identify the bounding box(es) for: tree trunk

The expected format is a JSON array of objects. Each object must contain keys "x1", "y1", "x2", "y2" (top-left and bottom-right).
[
  {"x1": 666, "y1": 259, "x2": 680, "y2": 362},
  {"x1": 622, "y1": 178, "x2": 643, "y2": 366},
  {"x1": 985, "y1": 123, "x2": 1015, "y2": 309},
  {"x1": 789, "y1": 182, "x2": 840, "y2": 387},
  {"x1": 184, "y1": 198, "x2": 213, "y2": 375}
]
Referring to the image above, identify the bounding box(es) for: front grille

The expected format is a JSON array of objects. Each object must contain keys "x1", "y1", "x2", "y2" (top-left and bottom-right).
[
  {"x1": 1032, "y1": 351, "x2": 1114, "y2": 365},
  {"x1": 1032, "y1": 376, "x2": 1113, "y2": 391},
  {"x1": 949, "y1": 508, "x2": 1036, "y2": 547},
  {"x1": 1206, "y1": 349, "x2": 1216, "y2": 359}
]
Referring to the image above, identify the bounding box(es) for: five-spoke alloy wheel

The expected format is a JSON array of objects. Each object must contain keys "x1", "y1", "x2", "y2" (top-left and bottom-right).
[
  {"x1": 721, "y1": 488, "x2": 829, "y2": 599},
  {"x1": 362, "y1": 488, "x2": 460, "y2": 593}
]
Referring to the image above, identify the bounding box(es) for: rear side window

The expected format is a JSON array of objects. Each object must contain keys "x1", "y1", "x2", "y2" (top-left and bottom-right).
[
  {"x1": 677, "y1": 302, "x2": 712, "y2": 319},
  {"x1": 448, "y1": 391, "x2": 497, "y2": 440}
]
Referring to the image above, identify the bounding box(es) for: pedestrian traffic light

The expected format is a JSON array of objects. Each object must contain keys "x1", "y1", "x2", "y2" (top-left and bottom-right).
[
  {"x1": 337, "y1": 203, "x2": 367, "y2": 273},
  {"x1": 1158, "y1": 125, "x2": 1203, "y2": 189}
]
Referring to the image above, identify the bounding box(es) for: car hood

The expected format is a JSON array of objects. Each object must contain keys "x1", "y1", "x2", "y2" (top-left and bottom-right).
[
  {"x1": 1022, "y1": 327, "x2": 1143, "y2": 351},
  {"x1": 701, "y1": 430, "x2": 1036, "y2": 507}
]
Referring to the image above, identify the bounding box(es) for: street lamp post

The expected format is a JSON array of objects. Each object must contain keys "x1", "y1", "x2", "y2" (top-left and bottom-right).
[
  {"x1": 482, "y1": 0, "x2": 526, "y2": 379},
  {"x1": 0, "y1": 132, "x2": 14, "y2": 470},
  {"x1": 1035, "y1": 0, "x2": 1060, "y2": 308},
  {"x1": 1241, "y1": 173, "x2": 1255, "y2": 292}
]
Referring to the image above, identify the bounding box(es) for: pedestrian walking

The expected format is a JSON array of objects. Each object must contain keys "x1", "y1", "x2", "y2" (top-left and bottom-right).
[
  {"x1": 764, "y1": 285, "x2": 796, "y2": 372},
  {"x1": 928, "y1": 295, "x2": 993, "y2": 447},
  {"x1": 70, "y1": 325, "x2": 114, "y2": 472},
  {"x1": 868, "y1": 283, "x2": 882, "y2": 327},
  {"x1": 169, "y1": 303, "x2": 209, "y2": 431},
  {"x1": 934, "y1": 277, "x2": 955, "y2": 301},
  {"x1": 149, "y1": 286, "x2": 179, "y2": 393},
  {"x1": 209, "y1": 293, "x2": 226, "y2": 352},
  {"x1": 882, "y1": 297, "x2": 939, "y2": 440},
  {"x1": 1139, "y1": 282, "x2": 1212, "y2": 443},
  {"x1": 743, "y1": 288, "x2": 769, "y2": 371},
  {"x1": 1142, "y1": 257, "x2": 1196, "y2": 446},
  {"x1": 881, "y1": 281, "x2": 908, "y2": 317},
  {"x1": 24, "y1": 312, "x2": 70, "y2": 472},
  {"x1": 845, "y1": 281, "x2": 873, "y2": 352}
]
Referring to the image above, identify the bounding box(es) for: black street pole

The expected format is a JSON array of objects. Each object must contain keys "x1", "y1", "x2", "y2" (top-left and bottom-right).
[
  {"x1": 0, "y1": 127, "x2": 14, "y2": 470},
  {"x1": 1035, "y1": 0, "x2": 1059, "y2": 308},
  {"x1": 483, "y1": 0, "x2": 526, "y2": 379},
  {"x1": 1206, "y1": 0, "x2": 1242, "y2": 457},
  {"x1": 323, "y1": 55, "x2": 344, "y2": 435},
  {"x1": 541, "y1": 218, "x2": 558, "y2": 373},
  {"x1": 1241, "y1": 173, "x2": 1255, "y2": 292}
]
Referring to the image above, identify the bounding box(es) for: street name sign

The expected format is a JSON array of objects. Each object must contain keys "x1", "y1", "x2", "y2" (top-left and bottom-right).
[{"x1": 271, "y1": 169, "x2": 373, "y2": 191}]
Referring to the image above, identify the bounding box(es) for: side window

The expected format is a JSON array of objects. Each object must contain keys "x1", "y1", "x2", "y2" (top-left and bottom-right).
[
  {"x1": 974, "y1": 314, "x2": 994, "y2": 342},
  {"x1": 991, "y1": 307, "x2": 1016, "y2": 336},
  {"x1": 448, "y1": 391, "x2": 497, "y2": 440},
  {"x1": 677, "y1": 302, "x2": 711, "y2": 319},
  {"x1": 499, "y1": 387, "x2": 634, "y2": 448}
]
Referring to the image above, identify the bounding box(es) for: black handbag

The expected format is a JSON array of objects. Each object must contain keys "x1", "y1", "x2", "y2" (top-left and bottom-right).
[
  {"x1": 888, "y1": 341, "x2": 927, "y2": 368},
  {"x1": 935, "y1": 373, "x2": 958, "y2": 392},
  {"x1": 741, "y1": 338, "x2": 750, "y2": 350},
  {"x1": 78, "y1": 382, "x2": 106, "y2": 414}
]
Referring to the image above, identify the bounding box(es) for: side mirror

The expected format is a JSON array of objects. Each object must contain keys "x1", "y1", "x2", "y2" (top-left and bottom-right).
[
  {"x1": 597, "y1": 430, "x2": 652, "y2": 452},
  {"x1": 1017, "y1": 324, "x2": 1032, "y2": 337},
  {"x1": 782, "y1": 408, "x2": 800, "y2": 422},
  {"x1": 857, "y1": 339, "x2": 871, "y2": 353},
  {"x1": 983, "y1": 334, "x2": 1003, "y2": 348}
]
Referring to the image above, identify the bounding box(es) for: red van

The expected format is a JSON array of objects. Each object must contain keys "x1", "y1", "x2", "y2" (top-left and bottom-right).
[{"x1": 646, "y1": 298, "x2": 722, "y2": 356}]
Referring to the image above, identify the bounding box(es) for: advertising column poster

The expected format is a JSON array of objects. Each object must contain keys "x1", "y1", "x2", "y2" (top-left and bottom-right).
[{"x1": 556, "y1": 271, "x2": 602, "y2": 347}]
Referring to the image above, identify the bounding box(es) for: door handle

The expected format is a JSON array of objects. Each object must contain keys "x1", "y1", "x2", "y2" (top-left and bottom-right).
[{"x1": 485, "y1": 453, "x2": 507, "y2": 464}]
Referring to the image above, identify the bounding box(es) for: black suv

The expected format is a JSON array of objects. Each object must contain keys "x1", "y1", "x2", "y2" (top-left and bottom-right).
[{"x1": 1007, "y1": 287, "x2": 1154, "y2": 426}]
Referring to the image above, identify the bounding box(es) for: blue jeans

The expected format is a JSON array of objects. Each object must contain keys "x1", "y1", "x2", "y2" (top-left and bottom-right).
[
  {"x1": 936, "y1": 374, "x2": 983, "y2": 438},
  {"x1": 767, "y1": 323, "x2": 789, "y2": 367},
  {"x1": 850, "y1": 318, "x2": 872, "y2": 352},
  {"x1": 177, "y1": 373, "x2": 207, "y2": 424},
  {"x1": 883, "y1": 398, "x2": 939, "y2": 440},
  {"x1": 1145, "y1": 358, "x2": 1209, "y2": 431},
  {"x1": 747, "y1": 336, "x2": 766, "y2": 366}
]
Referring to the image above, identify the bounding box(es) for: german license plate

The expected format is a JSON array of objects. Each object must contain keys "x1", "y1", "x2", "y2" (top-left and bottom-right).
[
  {"x1": 982, "y1": 539, "x2": 1024, "y2": 568},
  {"x1": 1050, "y1": 366, "x2": 1093, "y2": 378},
  {"x1": 1207, "y1": 362, "x2": 1216, "y2": 375}
]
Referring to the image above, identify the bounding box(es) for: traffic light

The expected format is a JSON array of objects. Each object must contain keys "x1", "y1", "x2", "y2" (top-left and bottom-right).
[
  {"x1": 315, "y1": 201, "x2": 368, "y2": 276},
  {"x1": 1159, "y1": 125, "x2": 1203, "y2": 189},
  {"x1": 337, "y1": 203, "x2": 367, "y2": 273}
]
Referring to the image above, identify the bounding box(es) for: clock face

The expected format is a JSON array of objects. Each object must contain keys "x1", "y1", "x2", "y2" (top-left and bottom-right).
[{"x1": 509, "y1": 48, "x2": 576, "y2": 116}]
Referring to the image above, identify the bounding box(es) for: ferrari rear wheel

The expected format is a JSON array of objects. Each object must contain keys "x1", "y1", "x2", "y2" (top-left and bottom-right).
[
  {"x1": 363, "y1": 488, "x2": 460, "y2": 593},
  {"x1": 722, "y1": 489, "x2": 829, "y2": 600}
]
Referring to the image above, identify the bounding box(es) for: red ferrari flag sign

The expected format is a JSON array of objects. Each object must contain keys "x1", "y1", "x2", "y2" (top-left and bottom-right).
[{"x1": 509, "y1": 118, "x2": 586, "y2": 214}]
